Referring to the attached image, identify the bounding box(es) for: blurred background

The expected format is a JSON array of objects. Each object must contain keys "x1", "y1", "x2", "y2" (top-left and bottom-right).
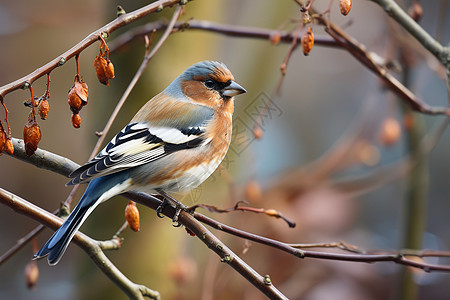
[{"x1": 1, "y1": 0, "x2": 450, "y2": 299}]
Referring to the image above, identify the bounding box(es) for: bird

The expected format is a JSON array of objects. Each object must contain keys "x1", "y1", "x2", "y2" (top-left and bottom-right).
[{"x1": 33, "y1": 60, "x2": 246, "y2": 265}]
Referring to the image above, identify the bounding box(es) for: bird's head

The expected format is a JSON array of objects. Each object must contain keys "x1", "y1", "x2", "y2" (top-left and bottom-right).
[{"x1": 165, "y1": 61, "x2": 246, "y2": 113}]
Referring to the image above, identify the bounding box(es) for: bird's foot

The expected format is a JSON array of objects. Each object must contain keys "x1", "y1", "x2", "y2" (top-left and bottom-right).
[{"x1": 156, "y1": 190, "x2": 187, "y2": 227}]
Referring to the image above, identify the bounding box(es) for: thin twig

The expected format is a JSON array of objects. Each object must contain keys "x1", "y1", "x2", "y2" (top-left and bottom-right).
[
  {"x1": 190, "y1": 202, "x2": 296, "y2": 228},
  {"x1": 193, "y1": 212, "x2": 450, "y2": 272}
]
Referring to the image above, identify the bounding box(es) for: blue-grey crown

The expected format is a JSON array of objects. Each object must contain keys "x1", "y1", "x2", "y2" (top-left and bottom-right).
[{"x1": 181, "y1": 61, "x2": 229, "y2": 80}]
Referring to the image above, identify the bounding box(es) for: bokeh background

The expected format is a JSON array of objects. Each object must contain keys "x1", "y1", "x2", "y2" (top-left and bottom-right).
[{"x1": 1, "y1": 0, "x2": 450, "y2": 299}]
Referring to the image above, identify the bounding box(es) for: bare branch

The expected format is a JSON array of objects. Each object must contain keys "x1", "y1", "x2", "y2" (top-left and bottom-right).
[
  {"x1": 370, "y1": 0, "x2": 449, "y2": 67},
  {"x1": 0, "y1": 0, "x2": 182, "y2": 98},
  {"x1": 111, "y1": 18, "x2": 450, "y2": 116},
  {"x1": 0, "y1": 188, "x2": 160, "y2": 300},
  {"x1": 194, "y1": 212, "x2": 450, "y2": 272},
  {"x1": 124, "y1": 192, "x2": 289, "y2": 300},
  {"x1": 108, "y1": 20, "x2": 338, "y2": 53}
]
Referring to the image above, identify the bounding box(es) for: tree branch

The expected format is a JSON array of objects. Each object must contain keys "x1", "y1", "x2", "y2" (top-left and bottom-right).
[
  {"x1": 194, "y1": 213, "x2": 450, "y2": 272},
  {"x1": 370, "y1": 0, "x2": 449, "y2": 67},
  {"x1": 6, "y1": 139, "x2": 450, "y2": 273},
  {"x1": 108, "y1": 19, "x2": 338, "y2": 52},
  {"x1": 0, "y1": 188, "x2": 160, "y2": 300},
  {"x1": 111, "y1": 17, "x2": 450, "y2": 116},
  {"x1": 0, "y1": 0, "x2": 182, "y2": 98}
]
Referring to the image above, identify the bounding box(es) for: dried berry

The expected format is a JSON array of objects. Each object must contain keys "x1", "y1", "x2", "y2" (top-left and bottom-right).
[
  {"x1": 23, "y1": 116, "x2": 41, "y2": 156},
  {"x1": 339, "y1": 0, "x2": 352, "y2": 16},
  {"x1": 244, "y1": 180, "x2": 262, "y2": 203},
  {"x1": 94, "y1": 55, "x2": 115, "y2": 86},
  {"x1": 253, "y1": 125, "x2": 263, "y2": 139},
  {"x1": 269, "y1": 31, "x2": 281, "y2": 45},
  {"x1": 68, "y1": 75, "x2": 88, "y2": 114},
  {"x1": 24, "y1": 260, "x2": 39, "y2": 289},
  {"x1": 301, "y1": 27, "x2": 314, "y2": 56},
  {"x1": 105, "y1": 60, "x2": 115, "y2": 79},
  {"x1": 5, "y1": 139, "x2": 14, "y2": 155},
  {"x1": 125, "y1": 201, "x2": 140, "y2": 232},
  {"x1": 408, "y1": 2, "x2": 423, "y2": 22},
  {"x1": 378, "y1": 117, "x2": 401, "y2": 146},
  {"x1": 38, "y1": 99, "x2": 49, "y2": 120},
  {"x1": 71, "y1": 113, "x2": 81, "y2": 128},
  {"x1": 169, "y1": 257, "x2": 197, "y2": 284}
]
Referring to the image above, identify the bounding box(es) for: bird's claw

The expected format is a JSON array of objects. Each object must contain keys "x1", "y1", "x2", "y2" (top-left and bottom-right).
[
  {"x1": 156, "y1": 198, "x2": 170, "y2": 218},
  {"x1": 171, "y1": 205, "x2": 185, "y2": 227},
  {"x1": 156, "y1": 196, "x2": 186, "y2": 227}
]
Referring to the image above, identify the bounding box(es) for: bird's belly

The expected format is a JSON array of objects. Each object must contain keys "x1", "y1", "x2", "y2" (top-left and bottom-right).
[{"x1": 159, "y1": 156, "x2": 222, "y2": 192}]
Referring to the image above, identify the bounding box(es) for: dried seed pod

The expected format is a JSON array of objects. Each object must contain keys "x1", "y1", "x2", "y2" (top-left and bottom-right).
[
  {"x1": 403, "y1": 113, "x2": 414, "y2": 130},
  {"x1": 169, "y1": 256, "x2": 197, "y2": 284},
  {"x1": 38, "y1": 99, "x2": 49, "y2": 120},
  {"x1": 378, "y1": 117, "x2": 401, "y2": 146},
  {"x1": 269, "y1": 31, "x2": 281, "y2": 45},
  {"x1": 301, "y1": 27, "x2": 314, "y2": 56},
  {"x1": 253, "y1": 125, "x2": 263, "y2": 139},
  {"x1": 5, "y1": 139, "x2": 14, "y2": 155},
  {"x1": 125, "y1": 201, "x2": 140, "y2": 232},
  {"x1": 94, "y1": 55, "x2": 115, "y2": 86},
  {"x1": 71, "y1": 113, "x2": 81, "y2": 128},
  {"x1": 357, "y1": 141, "x2": 380, "y2": 166},
  {"x1": 23, "y1": 116, "x2": 41, "y2": 156},
  {"x1": 105, "y1": 60, "x2": 115, "y2": 79},
  {"x1": 408, "y1": 2, "x2": 423, "y2": 22},
  {"x1": 339, "y1": 0, "x2": 352, "y2": 16},
  {"x1": 24, "y1": 260, "x2": 39, "y2": 289},
  {"x1": 68, "y1": 75, "x2": 88, "y2": 114},
  {"x1": 0, "y1": 121, "x2": 6, "y2": 154}
]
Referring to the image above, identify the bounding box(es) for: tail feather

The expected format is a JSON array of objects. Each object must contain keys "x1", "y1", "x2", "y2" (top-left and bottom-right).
[
  {"x1": 33, "y1": 202, "x2": 94, "y2": 265},
  {"x1": 33, "y1": 172, "x2": 132, "y2": 265}
]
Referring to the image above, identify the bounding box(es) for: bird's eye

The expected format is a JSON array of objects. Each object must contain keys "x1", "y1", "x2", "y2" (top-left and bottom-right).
[{"x1": 204, "y1": 80, "x2": 215, "y2": 89}]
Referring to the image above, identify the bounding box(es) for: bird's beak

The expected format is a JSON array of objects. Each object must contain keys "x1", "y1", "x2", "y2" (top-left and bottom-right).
[{"x1": 222, "y1": 81, "x2": 247, "y2": 97}]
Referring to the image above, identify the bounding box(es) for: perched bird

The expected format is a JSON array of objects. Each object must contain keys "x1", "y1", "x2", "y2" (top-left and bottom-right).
[{"x1": 34, "y1": 61, "x2": 246, "y2": 265}]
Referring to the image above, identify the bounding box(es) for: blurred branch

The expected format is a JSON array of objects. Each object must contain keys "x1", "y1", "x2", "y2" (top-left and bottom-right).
[
  {"x1": 322, "y1": 20, "x2": 450, "y2": 115},
  {"x1": 0, "y1": 188, "x2": 160, "y2": 300},
  {"x1": 0, "y1": 0, "x2": 183, "y2": 98},
  {"x1": 370, "y1": 0, "x2": 449, "y2": 69},
  {"x1": 291, "y1": 0, "x2": 450, "y2": 115},
  {"x1": 111, "y1": 16, "x2": 449, "y2": 116},
  {"x1": 108, "y1": 19, "x2": 338, "y2": 53}
]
